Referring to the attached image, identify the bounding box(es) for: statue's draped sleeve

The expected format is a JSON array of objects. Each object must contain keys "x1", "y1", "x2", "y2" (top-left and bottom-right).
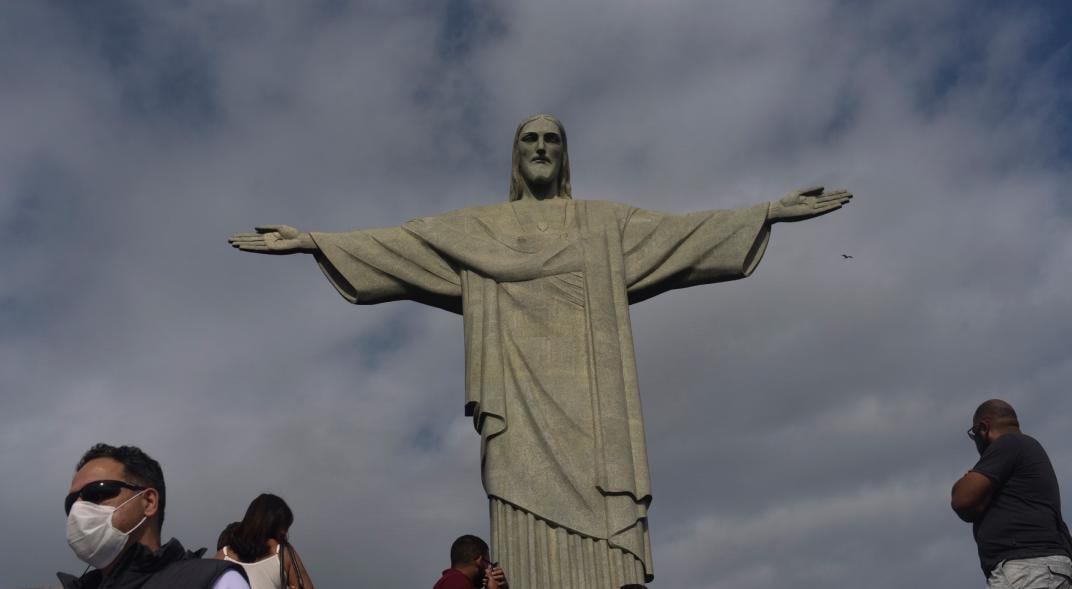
[
  {"x1": 620, "y1": 202, "x2": 771, "y2": 303},
  {"x1": 309, "y1": 225, "x2": 464, "y2": 314}
]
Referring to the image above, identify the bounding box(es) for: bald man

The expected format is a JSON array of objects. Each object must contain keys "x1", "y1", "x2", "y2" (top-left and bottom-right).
[{"x1": 952, "y1": 400, "x2": 1072, "y2": 587}]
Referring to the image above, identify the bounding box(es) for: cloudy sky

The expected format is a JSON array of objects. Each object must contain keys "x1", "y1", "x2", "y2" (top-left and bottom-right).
[{"x1": 3, "y1": 1, "x2": 1071, "y2": 588}]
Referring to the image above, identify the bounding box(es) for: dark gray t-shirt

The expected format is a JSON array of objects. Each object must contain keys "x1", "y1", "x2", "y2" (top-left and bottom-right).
[{"x1": 971, "y1": 432, "x2": 1071, "y2": 576}]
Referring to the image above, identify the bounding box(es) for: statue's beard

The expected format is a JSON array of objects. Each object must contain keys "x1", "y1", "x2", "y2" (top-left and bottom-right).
[{"x1": 521, "y1": 162, "x2": 559, "y2": 190}]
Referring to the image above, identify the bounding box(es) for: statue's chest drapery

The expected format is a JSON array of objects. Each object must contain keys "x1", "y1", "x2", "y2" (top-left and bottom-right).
[
  {"x1": 497, "y1": 271, "x2": 592, "y2": 434},
  {"x1": 451, "y1": 203, "x2": 597, "y2": 439},
  {"x1": 405, "y1": 201, "x2": 587, "y2": 283},
  {"x1": 454, "y1": 200, "x2": 653, "y2": 549}
]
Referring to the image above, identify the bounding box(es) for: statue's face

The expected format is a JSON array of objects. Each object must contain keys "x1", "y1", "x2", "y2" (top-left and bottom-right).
[{"x1": 517, "y1": 118, "x2": 563, "y2": 189}]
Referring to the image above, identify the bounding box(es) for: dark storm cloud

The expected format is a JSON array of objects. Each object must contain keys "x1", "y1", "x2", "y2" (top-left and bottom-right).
[{"x1": 2, "y1": 2, "x2": 1069, "y2": 588}]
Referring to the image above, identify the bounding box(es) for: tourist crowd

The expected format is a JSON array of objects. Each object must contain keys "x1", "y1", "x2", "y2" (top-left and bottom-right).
[{"x1": 56, "y1": 398, "x2": 1071, "y2": 588}]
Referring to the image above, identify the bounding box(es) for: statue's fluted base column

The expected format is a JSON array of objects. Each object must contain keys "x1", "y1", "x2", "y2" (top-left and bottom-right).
[{"x1": 490, "y1": 498, "x2": 647, "y2": 589}]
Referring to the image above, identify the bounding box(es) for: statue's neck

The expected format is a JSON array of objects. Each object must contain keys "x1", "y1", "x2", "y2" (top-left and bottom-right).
[{"x1": 519, "y1": 179, "x2": 560, "y2": 201}]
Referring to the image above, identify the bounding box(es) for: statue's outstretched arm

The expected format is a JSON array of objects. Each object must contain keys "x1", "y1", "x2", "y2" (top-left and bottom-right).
[
  {"x1": 228, "y1": 224, "x2": 318, "y2": 255},
  {"x1": 767, "y1": 186, "x2": 853, "y2": 224},
  {"x1": 230, "y1": 222, "x2": 462, "y2": 311}
]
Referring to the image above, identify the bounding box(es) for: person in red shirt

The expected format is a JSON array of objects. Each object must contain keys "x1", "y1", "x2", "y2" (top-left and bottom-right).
[{"x1": 433, "y1": 535, "x2": 508, "y2": 589}]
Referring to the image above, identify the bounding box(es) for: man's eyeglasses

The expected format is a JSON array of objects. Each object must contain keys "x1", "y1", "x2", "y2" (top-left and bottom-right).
[
  {"x1": 966, "y1": 426, "x2": 978, "y2": 441},
  {"x1": 64, "y1": 480, "x2": 146, "y2": 515}
]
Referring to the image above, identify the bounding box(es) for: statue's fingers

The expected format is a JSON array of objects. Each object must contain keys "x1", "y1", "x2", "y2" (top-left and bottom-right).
[
  {"x1": 229, "y1": 235, "x2": 266, "y2": 243},
  {"x1": 229, "y1": 232, "x2": 262, "y2": 240},
  {"x1": 796, "y1": 185, "x2": 824, "y2": 196},
  {"x1": 255, "y1": 224, "x2": 287, "y2": 234},
  {"x1": 803, "y1": 206, "x2": 842, "y2": 221},
  {"x1": 815, "y1": 191, "x2": 852, "y2": 204},
  {"x1": 237, "y1": 243, "x2": 270, "y2": 251}
]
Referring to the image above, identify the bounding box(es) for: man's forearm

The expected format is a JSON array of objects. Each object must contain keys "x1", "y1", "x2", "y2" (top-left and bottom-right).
[{"x1": 951, "y1": 472, "x2": 992, "y2": 522}]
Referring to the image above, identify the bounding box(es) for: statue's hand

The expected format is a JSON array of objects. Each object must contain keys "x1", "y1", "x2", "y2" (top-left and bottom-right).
[
  {"x1": 768, "y1": 186, "x2": 853, "y2": 223},
  {"x1": 228, "y1": 225, "x2": 316, "y2": 255}
]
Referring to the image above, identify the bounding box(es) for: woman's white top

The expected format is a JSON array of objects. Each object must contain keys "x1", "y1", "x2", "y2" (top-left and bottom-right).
[{"x1": 222, "y1": 545, "x2": 283, "y2": 589}]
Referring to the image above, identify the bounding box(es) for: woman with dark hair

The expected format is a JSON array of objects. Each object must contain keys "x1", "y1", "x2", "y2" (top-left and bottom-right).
[{"x1": 214, "y1": 494, "x2": 314, "y2": 589}]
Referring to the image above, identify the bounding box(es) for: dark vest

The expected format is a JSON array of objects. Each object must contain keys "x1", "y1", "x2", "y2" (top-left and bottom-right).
[{"x1": 58, "y1": 538, "x2": 247, "y2": 589}]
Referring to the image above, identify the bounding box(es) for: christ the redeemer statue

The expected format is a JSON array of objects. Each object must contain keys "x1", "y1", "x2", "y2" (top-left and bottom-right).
[{"x1": 229, "y1": 114, "x2": 852, "y2": 588}]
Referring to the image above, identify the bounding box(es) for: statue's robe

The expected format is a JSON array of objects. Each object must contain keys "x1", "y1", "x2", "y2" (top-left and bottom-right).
[{"x1": 310, "y1": 199, "x2": 770, "y2": 588}]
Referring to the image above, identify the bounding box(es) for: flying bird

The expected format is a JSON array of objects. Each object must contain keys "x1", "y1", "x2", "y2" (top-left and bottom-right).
[{"x1": 841, "y1": 254, "x2": 854, "y2": 259}]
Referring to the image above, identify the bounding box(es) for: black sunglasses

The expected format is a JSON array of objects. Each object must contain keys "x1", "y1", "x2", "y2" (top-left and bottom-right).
[
  {"x1": 64, "y1": 480, "x2": 146, "y2": 515},
  {"x1": 967, "y1": 422, "x2": 988, "y2": 441}
]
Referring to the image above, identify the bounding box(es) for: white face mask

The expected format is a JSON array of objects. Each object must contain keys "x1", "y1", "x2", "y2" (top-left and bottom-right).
[{"x1": 66, "y1": 489, "x2": 148, "y2": 569}]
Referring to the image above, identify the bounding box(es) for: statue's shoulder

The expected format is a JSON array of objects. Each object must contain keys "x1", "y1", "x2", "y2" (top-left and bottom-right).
[
  {"x1": 405, "y1": 202, "x2": 509, "y2": 226},
  {"x1": 572, "y1": 198, "x2": 637, "y2": 219},
  {"x1": 411, "y1": 199, "x2": 636, "y2": 226},
  {"x1": 573, "y1": 198, "x2": 632, "y2": 208},
  {"x1": 451, "y1": 201, "x2": 512, "y2": 218}
]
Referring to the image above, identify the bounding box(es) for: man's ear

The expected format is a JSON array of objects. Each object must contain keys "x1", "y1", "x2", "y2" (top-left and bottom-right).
[{"x1": 142, "y1": 488, "x2": 160, "y2": 520}]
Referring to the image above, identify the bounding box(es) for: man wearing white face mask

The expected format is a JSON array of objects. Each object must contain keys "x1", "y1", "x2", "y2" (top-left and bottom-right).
[{"x1": 58, "y1": 444, "x2": 250, "y2": 589}]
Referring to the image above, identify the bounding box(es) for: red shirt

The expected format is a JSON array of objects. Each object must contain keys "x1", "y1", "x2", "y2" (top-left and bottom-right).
[{"x1": 433, "y1": 568, "x2": 476, "y2": 589}]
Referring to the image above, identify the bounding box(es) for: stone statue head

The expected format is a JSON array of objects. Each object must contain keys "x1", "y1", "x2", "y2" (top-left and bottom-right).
[{"x1": 509, "y1": 114, "x2": 572, "y2": 201}]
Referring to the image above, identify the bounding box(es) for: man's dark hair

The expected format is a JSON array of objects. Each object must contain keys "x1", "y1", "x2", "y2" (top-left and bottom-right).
[
  {"x1": 77, "y1": 443, "x2": 166, "y2": 531},
  {"x1": 973, "y1": 399, "x2": 1020, "y2": 428},
  {"x1": 450, "y1": 534, "x2": 489, "y2": 566}
]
